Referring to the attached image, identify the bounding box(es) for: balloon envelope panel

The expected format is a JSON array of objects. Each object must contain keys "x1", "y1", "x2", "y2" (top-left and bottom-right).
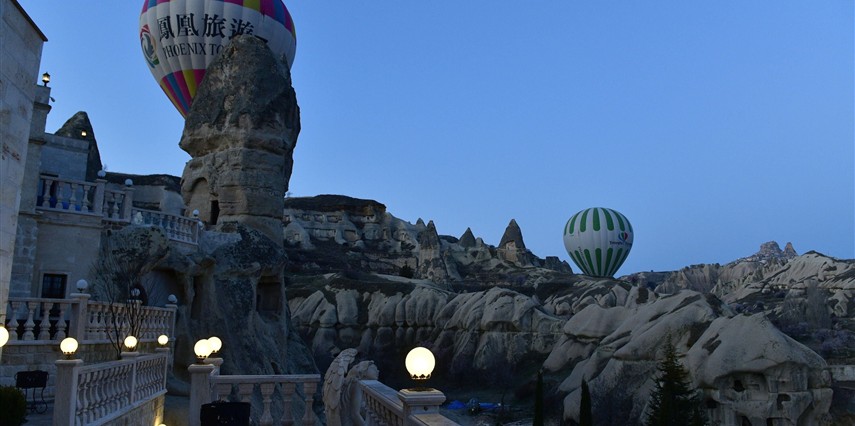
[
  {"x1": 140, "y1": 0, "x2": 296, "y2": 117},
  {"x1": 563, "y1": 207, "x2": 634, "y2": 278}
]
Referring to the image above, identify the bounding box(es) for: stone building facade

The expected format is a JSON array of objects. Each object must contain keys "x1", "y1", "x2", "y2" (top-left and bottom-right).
[{"x1": 0, "y1": 0, "x2": 47, "y2": 344}]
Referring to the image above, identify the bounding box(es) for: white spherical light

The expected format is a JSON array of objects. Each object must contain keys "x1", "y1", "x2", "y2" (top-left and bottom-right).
[
  {"x1": 405, "y1": 347, "x2": 435, "y2": 380},
  {"x1": 124, "y1": 335, "x2": 138, "y2": 351},
  {"x1": 208, "y1": 336, "x2": 222, "y2": 354},
  {"x1": 76, "y1": 279, "x2": 88, "y2": 292},
  {"x1": 194, "y1": 339, "x2": 212, "y2": 361},
  {"x1": 60, "y1": 337, "x2": 79, "y2": 357},
  {"x1": 158, "y1": 335, "x2": 169, "y2": 346},
  {"x1": 167, "y1": 294, "x2": 178, "y2": 304},
  {"x1": 0, "y1": 326, "x2": 9, "y2": 348}
]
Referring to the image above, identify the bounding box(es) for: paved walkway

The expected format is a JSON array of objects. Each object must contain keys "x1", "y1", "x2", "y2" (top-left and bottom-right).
[
  {"x1": 21, "y1": 395, "x2": 192, "y2": 426},
  {"x1": 22, "y1": 400, "x2": 53, "y2": 426}
]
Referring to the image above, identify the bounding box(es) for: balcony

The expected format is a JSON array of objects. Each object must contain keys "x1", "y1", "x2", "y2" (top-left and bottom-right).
[{"x1": 36, "y1": 175, "x2": 200, "y2": 245}]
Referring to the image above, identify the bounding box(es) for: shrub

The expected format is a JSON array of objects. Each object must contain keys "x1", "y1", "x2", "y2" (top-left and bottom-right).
[{"x1": 0, "y1": 386, "x2": 27, "y2": 426}]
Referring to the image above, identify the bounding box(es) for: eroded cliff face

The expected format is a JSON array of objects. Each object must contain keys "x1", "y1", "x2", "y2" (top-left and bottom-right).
[
  {"x1": 179, "y1": 35, "x2": 300, "y2": 244},
  {"x1": 284, "y1": 260, "x2": 840, "y2": 424},
  {"x1": 287, "y1": 275, "x2": 564, "y2": 378},
  {"x1": 282, "y1": 194, "x2": 572, "y2": 289}
]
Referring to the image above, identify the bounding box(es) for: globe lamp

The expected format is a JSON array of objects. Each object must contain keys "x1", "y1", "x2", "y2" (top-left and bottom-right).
[
  {"x1": 194, "y1": 339, "x2": 212, "y2": 362},
  {"x1": 208, "y1": 336, "x2": 222, "y2": 355},
  {"x1": 124, "y1": 335, "x2": 138, "y2": 351},
  {"x1": 0, "y1": 326, "x2": 9, "y2": 348},
  {"x1": 158, "y1": 335, "x2": 169, "y2": 347},
  {"x1": 60, "y1": 337, "x2": 79, "y2": 359},
  {"x1": 405, "y1": 347, "x2": 435, "y2": 381}
]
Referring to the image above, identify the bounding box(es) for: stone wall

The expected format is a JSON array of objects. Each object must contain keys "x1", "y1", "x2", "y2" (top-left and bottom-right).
[
  {"x1": 10, "y1": 215, "x2": 38, "y2": 297},
  {"x1": 103, "y1": 394, "x2": 166, "y2": 426},
  {"x1": 39, "y1": 133, "x2": 92, "y2": 181},
  {"x1": 0, "y1": 341, "x2": 125, "y2": 397},
  {"x1": 0, "y1": 0, "x2": 46, "y2": 339},
  {"x1": 12, "y1": 210, "x2": 103, "y2": 297}
]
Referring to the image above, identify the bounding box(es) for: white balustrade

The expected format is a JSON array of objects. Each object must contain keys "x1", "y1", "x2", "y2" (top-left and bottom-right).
[
  {"x1": 36, "y1": 175, "x2": 140, "y2": 223},
  {"x1": 103, "y1": 189, "x2": 125, "y2": 221},
  {"x1": 54, "y1": 352, "x2": 169, "y2": 426},
  {"x1": 2, "y1": 298, "x2": 80, "y2": 342},
  {"x1": 208, "y1": 374, "x2": 321, "y2": 426},
  {"x1": 37, "y1": 175, "x2": 100, "y2": 215},
  {"x1": 4, "y1": 297, "x2": 176, "y2": 345},
  {"x1": 360, "y1": 380, "x2": 406, "y2": 426},
  {"x1": 35, "y1": 176, "x2": 200, "y2": 244},
  {"x1": 131, "y1": 208, "x2": 201, "y2": 244},
  {"x1": 359, "y1": 381, "x2": 457, "y2": 426}
]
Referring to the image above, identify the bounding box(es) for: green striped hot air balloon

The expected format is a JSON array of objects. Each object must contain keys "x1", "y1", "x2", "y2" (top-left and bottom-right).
[{"x1": 563, "y1": 207, "x2": 634, "y2": 277}]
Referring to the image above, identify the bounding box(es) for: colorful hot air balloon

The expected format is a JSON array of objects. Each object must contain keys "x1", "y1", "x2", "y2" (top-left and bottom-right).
[
  {"x1": 563, "y1": 207, "x2": 634, "y2": 278},
  {"x1": 139, "y1": 0, "x2": 297, "y2": 117}
]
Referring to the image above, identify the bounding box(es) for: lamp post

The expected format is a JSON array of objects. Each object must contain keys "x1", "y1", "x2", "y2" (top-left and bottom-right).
[
  {"x1": 399, "y1": 347, "x2": 445, "y2": 418},
  {"x1": 60, "y1": 337, "x2": 79, "y2": 360},
  {"x1": 55, "y1": 338, "x2": 84, "y2": 426},
  {"x1": 405, "y1": 347, "x2": 436, "y2": 386},
  {"x1": 194, "y1": 338, "x2": 213, "y2": 363},
  {"x1": 189, "y1": 339, "x2": 216, "y2": 426},
  {"x1": 122, "y1": 335, "x2": 139, "y2": 359}
]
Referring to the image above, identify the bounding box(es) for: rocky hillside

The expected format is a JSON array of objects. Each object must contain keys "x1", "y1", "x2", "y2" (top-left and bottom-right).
[
  {"x1": 278, "y1": 200, "x2": 853, "y2": 423},
  {"x1": 282, "y1": 195, "x2": 572, "y2": 289}
]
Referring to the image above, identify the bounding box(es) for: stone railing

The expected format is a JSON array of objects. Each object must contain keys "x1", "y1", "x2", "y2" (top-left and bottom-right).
[
  {"x1": 131, "y1": 207, "x2": 201, "y2": 245},
  {"x1": 36, "y1": 175, "x2": 199, "y2": 245},
  {"x1": 212, "y1": 374, "x2": 320, "y2": 426},
  {"x1": 37, "y1": 175, "x2": 134, "y2": 222},
  {"x1": 359, "y1": 380, "x2": 459, "y2": 426},
  {"x1": 188, "y1": 359, "x2": 322, "y2": 426},
  {"x1": 3, "y1": 294, "x2": 176, "y2": 344},
  {"x1": 53, "y1": 350, "x2": 169, "y2": 426}
]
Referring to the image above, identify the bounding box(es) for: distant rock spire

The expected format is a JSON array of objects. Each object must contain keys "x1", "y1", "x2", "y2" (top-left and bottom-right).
[
  {"x1": 459, "y1": 227, "x2": 476, "y2": 248},
  {"x1": 418, "y1": 220, "x2": 440, "y2": 250},
  {"x1": 783, "y1": 242, "x2": 797, "y2": 258},
  {"x1": 56, "y1": 111, "x2": 95, "y2": 141},
  {"x1": 499, "y1": 219, "x2": 526, "y2": 250},
  {"x1": 55, "y1": 111, "x2": 102, "y2": 181}
]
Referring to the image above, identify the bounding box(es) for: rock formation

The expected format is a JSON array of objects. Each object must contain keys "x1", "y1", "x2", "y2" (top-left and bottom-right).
[
  {"x1": 286, "y1": 267, "x2": 839, "y2": 424},
  {"x1": 54, "y1": 111, "x2": 103, "y2": 181},
  {"x1": 282, "y1": 195, "x2": 572, "y2": 288},
  {"x1": 179, "y1": 35, "x2": 300, "y2": 244},
  {"x1": 550, "y1": 291, "x2": 832, "y2": 424}
]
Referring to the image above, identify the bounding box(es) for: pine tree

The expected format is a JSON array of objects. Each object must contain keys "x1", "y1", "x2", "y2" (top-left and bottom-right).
[
  {"x1": 645, "y1": 336, "x2": 705, "y2": 426},
  {"x1": 533, "y1": 371, "x2": 544, "y2": 426},
  {"x1": 580, "y1": 379, "x2": 592, "y2": 426}
]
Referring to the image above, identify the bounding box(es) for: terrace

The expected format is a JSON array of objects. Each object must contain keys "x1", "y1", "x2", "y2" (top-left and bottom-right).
[{"x1": 1, "y1": 293, "x2": 460, "y2": 425}]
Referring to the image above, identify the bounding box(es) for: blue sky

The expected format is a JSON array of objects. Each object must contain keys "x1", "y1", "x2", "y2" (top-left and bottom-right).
[{"x1": 19, "y1": 1, "x2": 854, "y2": 275}]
